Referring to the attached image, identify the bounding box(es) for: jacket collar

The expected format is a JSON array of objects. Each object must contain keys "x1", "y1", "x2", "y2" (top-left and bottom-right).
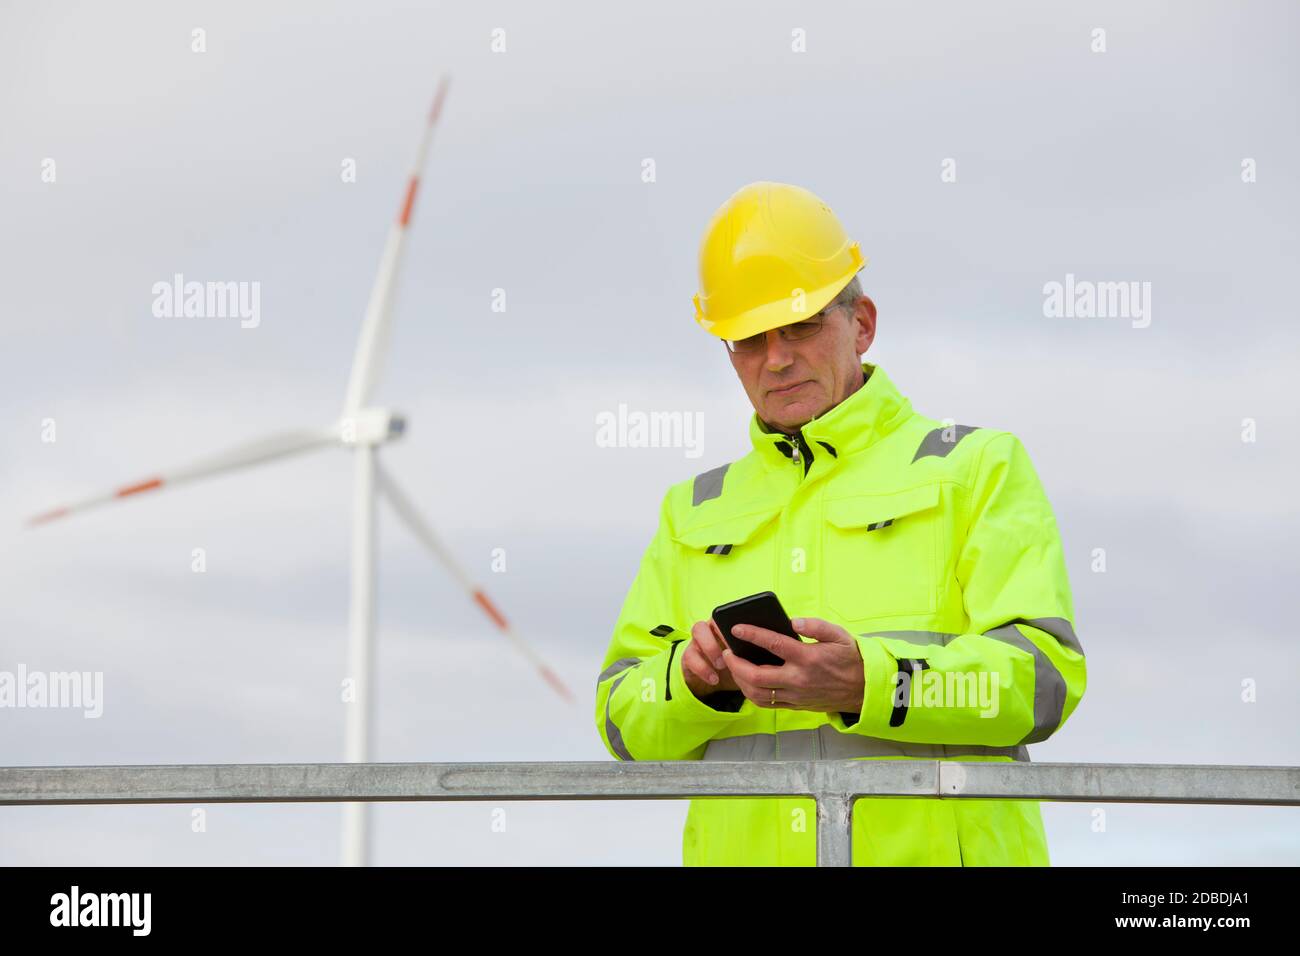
[{"x1": 748, "y1": 361, "x2": 914, "y2": 469}]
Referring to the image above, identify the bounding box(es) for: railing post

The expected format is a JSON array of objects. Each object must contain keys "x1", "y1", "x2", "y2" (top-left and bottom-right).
[{"x1": 815, "y1": 792, "x2": 854, "y2": 866}]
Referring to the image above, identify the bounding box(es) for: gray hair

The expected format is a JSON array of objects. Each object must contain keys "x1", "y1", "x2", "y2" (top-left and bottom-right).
[{"x1": 826, "y1": 275, "x2": 863, "y2": 320}]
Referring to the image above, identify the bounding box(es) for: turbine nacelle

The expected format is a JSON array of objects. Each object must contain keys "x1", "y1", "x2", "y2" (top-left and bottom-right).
[{"x1": 337, "y1": 408, "x2": 406, "y2": 447}]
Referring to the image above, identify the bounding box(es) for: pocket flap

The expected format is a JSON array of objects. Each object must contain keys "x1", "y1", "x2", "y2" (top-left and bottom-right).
[
  {"x1": 825, "y1": 483, "x2": 941, "y2": 530},
  {"x1": 672, "y1": 506, "x2": 781, "y2": 550}
]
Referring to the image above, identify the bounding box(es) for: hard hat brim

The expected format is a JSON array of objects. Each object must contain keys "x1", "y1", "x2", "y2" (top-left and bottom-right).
[{"x1": 696, "y1": 258, "x2": 867, "y2": 341}]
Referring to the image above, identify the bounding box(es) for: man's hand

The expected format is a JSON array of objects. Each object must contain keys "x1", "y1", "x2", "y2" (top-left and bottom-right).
[
  {"x1": 722, "y1": 617, "x2": 865, "y2": 713},
  {"x1": 681, "y1": 619, "x2": 741, "y2": 699}
]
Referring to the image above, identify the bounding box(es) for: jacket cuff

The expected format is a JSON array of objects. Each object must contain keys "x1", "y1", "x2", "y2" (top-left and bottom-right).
[
  {"x1": 827, "y1": 635, "x2": 896, "y2": 734},
  {"x1": 668, "y1": 642, "x2": 749, "y2": 718}
]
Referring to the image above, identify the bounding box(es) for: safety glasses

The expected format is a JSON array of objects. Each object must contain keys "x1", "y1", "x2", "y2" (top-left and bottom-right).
[{"x1": 723, "y1": 306, "x2": 840, "y2": 355}]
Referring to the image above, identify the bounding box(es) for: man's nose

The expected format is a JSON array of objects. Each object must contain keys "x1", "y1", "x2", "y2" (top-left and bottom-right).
[{"x1": 764, "y1": 331, "x2": 794, "y2": 371}]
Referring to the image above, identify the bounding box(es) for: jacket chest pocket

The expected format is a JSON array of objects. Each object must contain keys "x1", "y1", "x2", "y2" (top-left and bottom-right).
[
  {"x1": 672, "y1": 508, "x2": 781, "y2": 622},
  {"x1": 821, "y1": 483, "x2": 941, "y2": 625}
]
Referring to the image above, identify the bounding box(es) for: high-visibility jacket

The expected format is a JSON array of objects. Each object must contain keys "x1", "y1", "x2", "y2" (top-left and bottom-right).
[{"x1": 594, "y1": 361, "x2": 1086, "y2": 865}]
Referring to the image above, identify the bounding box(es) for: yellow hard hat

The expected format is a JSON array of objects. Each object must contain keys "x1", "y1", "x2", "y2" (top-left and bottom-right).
[{"x1": 693, "y1": 182, "x2": 866, "y2": 341}]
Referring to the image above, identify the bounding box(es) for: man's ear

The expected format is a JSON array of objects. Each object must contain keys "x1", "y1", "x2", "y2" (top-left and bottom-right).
[{"x1": 854, "y1": 295, "x2": 877, "y2": 353}]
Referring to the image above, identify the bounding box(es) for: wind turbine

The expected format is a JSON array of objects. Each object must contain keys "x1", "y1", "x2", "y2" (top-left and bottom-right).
[{"x1": 26, "y1": 76, "x2": 576, "y2": 867}]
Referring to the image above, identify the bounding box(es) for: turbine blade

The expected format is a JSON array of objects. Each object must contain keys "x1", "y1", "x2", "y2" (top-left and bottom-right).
[
  {"x1": 343, "y1": 75, "x2": 452, "y2": 414},
  {"x1": 27, "y1": 426, "x2": 340, "y2": 527},
  {"x1": 375, "y1": 463, "x2": 575, "y2": 704}
]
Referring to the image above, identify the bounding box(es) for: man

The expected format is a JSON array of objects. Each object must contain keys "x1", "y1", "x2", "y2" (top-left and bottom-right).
[{"x1": 594, "y1": 182, "x2": 1086, "y2": 866}]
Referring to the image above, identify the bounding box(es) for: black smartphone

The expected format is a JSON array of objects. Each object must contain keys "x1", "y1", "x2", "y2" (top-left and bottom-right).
[{"x1": 711, "y1": 591, "x2": 800, "y2": 666}]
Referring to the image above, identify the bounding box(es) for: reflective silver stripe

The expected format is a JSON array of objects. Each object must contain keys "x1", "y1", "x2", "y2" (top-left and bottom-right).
[
  {"x1": 1016, "y1": 616, "x2": 1085, "y2": 656},
  {"x1": 912, "y1": 424, "x2": 980, "y2": 462},
  {"x1": 596, "y1": 657, "x2": 642, "y2": 685},
  {"x1": 702, "y1": 728, "x2": 1028, "y2": 762},
  {"x1": 983, "y1": 622, "x2": 1067, "y2": 745},
  {"x1": 604, "y1": 673, "x2": 636, "y2": 761},
  {"x1": 861, "y1": 630, "x2": 959, "y2": 647},
  {"x1": 864, "y1": 624, "x2": 1080, "y2": 656},
  {"x1": 691, "y1": 463, "x2": 729, "y2": 506}
]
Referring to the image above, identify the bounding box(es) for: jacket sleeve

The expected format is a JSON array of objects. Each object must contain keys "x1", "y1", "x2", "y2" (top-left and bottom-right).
[
  {"x1": 595, "y1": 488, "x2": 750, "y2": 761},
  {"x1": 828, "y1": 432, "x2": 1086, "y2": 746}
]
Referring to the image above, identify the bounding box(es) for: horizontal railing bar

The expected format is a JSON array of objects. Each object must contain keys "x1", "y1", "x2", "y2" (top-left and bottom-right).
[
  {"x1": 941, "y1": 762, "x2": 1300, "y2": 806},
  {"x1": 1, "y1": 761, "x2": 1297, "y2": 807}
]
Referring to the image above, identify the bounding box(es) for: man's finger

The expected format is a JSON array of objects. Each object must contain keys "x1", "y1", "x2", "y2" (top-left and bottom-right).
[
  {"x1": 707, "y1": 619, "x2": 733, "y2": 668},
  {"x1": 682, "y1": 646, "x2": 720, "y2": 687},
  {"x1": 731, "y1": 624, "x2": 802, "y2": 661},
  {"x1": 693, "y1": 620, "x2": 728, "y2": 669},
  {"x1": 791, "y1": 616, "x2": 854, "y2": 644},
  {"x1": 723, "y1": 648, "x2": 788, "y2": 688}
]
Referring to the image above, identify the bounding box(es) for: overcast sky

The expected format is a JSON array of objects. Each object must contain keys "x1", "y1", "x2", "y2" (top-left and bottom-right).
[{"x1": 2, "y1": 0, "x2": 1297, "y2": 865}]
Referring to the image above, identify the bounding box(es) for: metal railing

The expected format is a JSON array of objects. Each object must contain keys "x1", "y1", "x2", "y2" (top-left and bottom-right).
[{"x1": 3, "y1": 760, "x2": 1297, "y2": 865}]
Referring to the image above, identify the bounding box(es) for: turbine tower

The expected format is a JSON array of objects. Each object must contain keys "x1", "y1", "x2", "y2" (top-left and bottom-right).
[{"x1": 27, "y1": 76, "x2": 575, "y2": 867}]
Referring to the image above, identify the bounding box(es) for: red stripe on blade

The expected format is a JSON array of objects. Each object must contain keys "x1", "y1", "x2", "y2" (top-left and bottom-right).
[
  {"x1": 539, "y1": 665, "x2": 575, "y2": 704},
  {"x1": 117, "y1": 478, "x2": 163, "y2": 498},
  {"x1": 398, "y1": 178, "x2": 420, "y2": 226},
  {"x1": 29, "y1": 507, "x2": 69, "y2": 526},
  {"x1": 472, "y1": 589, "x2": 509, "y2": 630}
]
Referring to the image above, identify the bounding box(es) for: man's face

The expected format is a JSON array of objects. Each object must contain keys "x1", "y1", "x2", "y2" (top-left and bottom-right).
[{"x1": 727, "y1": 294, "x2": 878, "y2": 433}]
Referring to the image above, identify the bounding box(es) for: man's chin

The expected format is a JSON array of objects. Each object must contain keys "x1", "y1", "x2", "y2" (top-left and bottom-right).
[{"x1": 763, "y1": 408, "x2": 814, "y2": 432}]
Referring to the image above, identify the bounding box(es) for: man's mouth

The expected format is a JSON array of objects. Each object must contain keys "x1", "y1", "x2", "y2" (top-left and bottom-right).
[{"x1": 769, "y1": 381, "x2": 808, "y2": 395}]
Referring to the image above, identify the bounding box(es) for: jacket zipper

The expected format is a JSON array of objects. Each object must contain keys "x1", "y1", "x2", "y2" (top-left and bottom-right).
[{"x1": 788, "y1": 431, "x2": 812, "y2": 477}]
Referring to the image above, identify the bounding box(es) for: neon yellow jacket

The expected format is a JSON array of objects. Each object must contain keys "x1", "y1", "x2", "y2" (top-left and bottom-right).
[{"x1": 594, "y1": 361, "x2": 1086, "y2": 865}]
